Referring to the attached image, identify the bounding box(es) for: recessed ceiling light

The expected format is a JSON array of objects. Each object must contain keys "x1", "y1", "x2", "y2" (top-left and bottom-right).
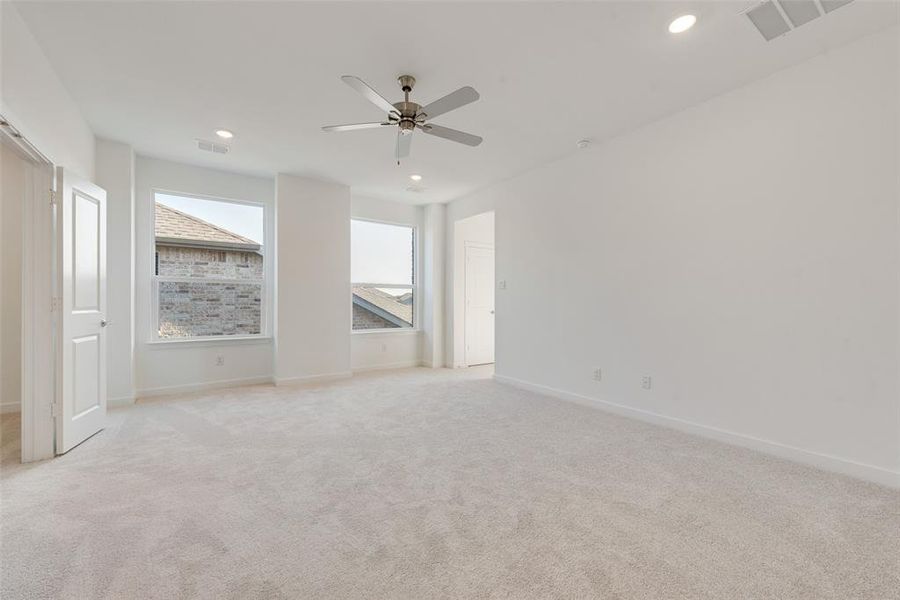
[
  {"x1": 410, "y1": 174, "x2": 422, "y2": 181},
  {"x1": 668, "y1": 14, "x2": 697, "y2": 33},
  {"x1": 215, "y1": 129, "x2": 234, "y2": 139}
]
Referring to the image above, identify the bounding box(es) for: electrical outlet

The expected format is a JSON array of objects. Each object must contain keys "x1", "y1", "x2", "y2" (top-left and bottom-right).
[
  {"x1": 593, "y1": 368, "x2": 602, "y2": 381},
  {"x1": 641, "y1": 375, "x2": 652, "y2": 390},
  {"x1": 216, "y1": 355, "x2": 225, "y2": 367}
]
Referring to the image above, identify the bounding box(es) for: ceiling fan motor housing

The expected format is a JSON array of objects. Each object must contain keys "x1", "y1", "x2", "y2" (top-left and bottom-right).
[{"x1": 395, "y1": 75, "x2": 422, "y2": 135}]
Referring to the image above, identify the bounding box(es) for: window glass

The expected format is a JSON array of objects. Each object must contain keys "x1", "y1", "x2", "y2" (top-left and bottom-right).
[
  {"x1": 351, "y1": 220, "x2": 414, "y2": 330},
  {"x1": 154, "y1": 193, "x2": 265, "y2": 339},
  {"x1": 351, "y1": 220, "x2": 414, "y2": 285}
]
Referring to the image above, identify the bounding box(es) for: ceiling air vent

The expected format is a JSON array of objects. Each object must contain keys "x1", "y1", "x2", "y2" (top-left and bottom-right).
[
  {"x1": 780, "y1": 0, "x2": 820, "y2": 27},
  {"x1": 196, "y1": 139, "x2": 229, "y2": 154},
  {"x1": 745, "y1": 0, "x2": 854, "y2": 41},
  {"x1": 820, "y1": 0, "x2": 854, "y2": 13},
  {"x1": 746, "y1": 1, "x2": 792, "y2": 40}
]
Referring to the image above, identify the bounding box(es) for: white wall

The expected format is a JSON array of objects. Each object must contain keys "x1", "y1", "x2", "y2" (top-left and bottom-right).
[
  {"x1": 0, "y1": 143, "x2": 26, "y2": 412},
  {"x1": 421, "y1": 203, "x2": 446, "y2": 368},
  {"x1": 449, "y1": 28, "x2": 900, "y2": 485},
  {"x1": 448, "y1": 211, "x2": 494, "y2": 368},
  {"x1": 95, "y1": 139, "x2": 135, "y2": 404},
  {"x1": 350, "y1": 195, "x2": 424, "y2": 372},
  {"x1": 134, "y1": 156, "x2": 275, "y2": 396},
  {"x1": 274, "y1": 174, "x2": 350, "y2": 383},
  {"x1": 0, "y1": 3, "x2": 94, "y2": 178}
]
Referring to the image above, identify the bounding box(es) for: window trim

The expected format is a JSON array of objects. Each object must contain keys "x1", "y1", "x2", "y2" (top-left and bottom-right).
[
  {"x1": 149, "y1": 189, "x2": 270, "y2": 344},
  {"x1": 350, "y1": 218, "x2": 419, "y2": 334}
]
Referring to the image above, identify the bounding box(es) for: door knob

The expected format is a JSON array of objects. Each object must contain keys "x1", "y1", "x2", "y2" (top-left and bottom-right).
[{"x1": 100, "y1": 319, "x2": 109, "y2": 327}]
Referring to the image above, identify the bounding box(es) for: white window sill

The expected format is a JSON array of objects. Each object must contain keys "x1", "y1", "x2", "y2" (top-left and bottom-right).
[
  {"x1": 145, "y1": 336, "x2": 273, "y2": 349},
  {"x1": 351, "y1": 328, "x2": 421, "y2": 336}
]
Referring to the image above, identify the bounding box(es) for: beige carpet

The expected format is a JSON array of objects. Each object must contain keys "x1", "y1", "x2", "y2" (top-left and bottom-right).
[{"x1": 1, "y1": 367, "x2": 898, "y2": 599}]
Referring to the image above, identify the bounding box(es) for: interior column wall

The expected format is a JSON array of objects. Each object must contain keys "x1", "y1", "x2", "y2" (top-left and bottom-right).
[
  {"x1": 421, "y1": 203, "x2": 446, "y2": 368},
  {"x1": 274, "y1": 174, "x2": 351, "y2": 383},
  {"x1": 95, "y1": 139, "x2": 135, "y2": 404}
]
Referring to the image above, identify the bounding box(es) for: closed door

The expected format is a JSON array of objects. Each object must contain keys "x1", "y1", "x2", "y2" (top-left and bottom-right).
[
  {"x1": 56, "y1": 167, "x2": 107, "y2": 453},
  {"x1": 465, "y1": 245, "x2": 495, "y2": 366}
]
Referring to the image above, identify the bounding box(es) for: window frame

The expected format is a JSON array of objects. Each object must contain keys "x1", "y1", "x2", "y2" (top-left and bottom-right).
[
  {"x1": 149, "y1": 189, "x2": 270, "y2": 344},
  {"x1": 350, "y1": 217, "x2": 419, "y2": 334}
]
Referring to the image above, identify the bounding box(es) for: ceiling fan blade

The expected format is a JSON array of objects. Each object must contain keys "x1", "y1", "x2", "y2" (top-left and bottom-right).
[
  {"x1": 418, "y1": 86, "x2": 480, "y2": 120},
  {"x1": 396, "y1": 130, "x2": 412, "y2": 162},
  {"x1": 322, "y1": 122, "x2": 392, "y2": 132},
  {"x1": 341, "y1": 75, "x2": 399, "y2": 116},
  {"x1": 419, "y1": 123, "x2": 482, "y2": 147}
]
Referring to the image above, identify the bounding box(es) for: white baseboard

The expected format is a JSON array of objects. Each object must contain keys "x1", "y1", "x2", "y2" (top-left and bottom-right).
[
  {"x1": 108, "y1": 396, "x2": 136, "y2": 408},
  {"x1": 137, "y1": 376, "x2": 274, "y2": 399},
  {"x1": 493, "y1": 373, "x2": 900, "y2": 490},
  {"x1": 0, "y1": 401, "x2": 20, "y2": 414},
  {"x1": 352, "y1": 360, "x2": 423, "y2": 374},
  {"x1": 274, "y1": 371, "x2": 352, "y2": 387}
]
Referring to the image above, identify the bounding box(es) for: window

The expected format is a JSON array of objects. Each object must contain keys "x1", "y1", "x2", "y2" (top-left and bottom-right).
[
  {"x1": 152, "y1": 192, "x2": 266, "y2": 340},
  {"x1": 351, "y1": 219, "x2": 415, "y2": 331}
]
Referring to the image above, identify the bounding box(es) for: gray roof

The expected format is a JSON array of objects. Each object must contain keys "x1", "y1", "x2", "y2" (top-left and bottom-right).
[
  {"x1": 352, "y1": 287, "x2": 412, "y2": 327},
  {"x1": 155, "y1": 202, "x2": 260, "y2": 251}
]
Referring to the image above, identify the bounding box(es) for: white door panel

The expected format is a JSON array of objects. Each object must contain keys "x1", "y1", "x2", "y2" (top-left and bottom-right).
[
  {"x1": 73, "y1": 192, "x2": 101, "y2": 310},
  {"x1": 57, "y1": 167, "x2": 107, "y2": 453},
  {"x1": 465, "y1": 245, "x2": 495, "y2": 366}
]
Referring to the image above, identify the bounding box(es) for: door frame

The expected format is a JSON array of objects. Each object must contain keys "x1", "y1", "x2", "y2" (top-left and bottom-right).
[
  {"x1": 463, "y1": 241, "x2": 495, "y2": 368},
  {"x1": 1, "y1": 116, "x2": 56, "y2": 462}
]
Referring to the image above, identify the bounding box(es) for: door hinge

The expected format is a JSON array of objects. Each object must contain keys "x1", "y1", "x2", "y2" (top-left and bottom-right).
[
  {"x1": 50, "y1": 401, "x2": 59, "y2": 417},
  {"x1": 51, "y1": 297, "x2": 61, "y2": 312},
  {"x1": 49, "y1": 189, "x2": 57, "y2": 206}
]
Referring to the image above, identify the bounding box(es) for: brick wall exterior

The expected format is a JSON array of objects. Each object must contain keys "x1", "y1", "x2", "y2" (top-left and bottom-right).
[
  {"x1": 157, "y1": 246, "x2": 263, "y2": 279},
  {"x1": 156, "y1": 245, "x2": 263, "y2": 338}
]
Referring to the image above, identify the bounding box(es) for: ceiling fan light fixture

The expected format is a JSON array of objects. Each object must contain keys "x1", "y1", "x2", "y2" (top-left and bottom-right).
[
  {"x1": 410, "y1": 174, "x2": 422, "y2": 181},
  {"x1": 668, "y1": 14, "x2": 697, "y2": 33},
  {"x1": 215, "y1": 128, "x2": 234, "y2": 139},
  {"x1": 322, "y1": 74, "x2": 483, "y2": 161}
]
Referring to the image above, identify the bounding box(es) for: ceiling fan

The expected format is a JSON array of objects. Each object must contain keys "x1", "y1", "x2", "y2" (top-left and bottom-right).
[{"x1": 322, "y1": 75, "x2": 483, "y2": 163}]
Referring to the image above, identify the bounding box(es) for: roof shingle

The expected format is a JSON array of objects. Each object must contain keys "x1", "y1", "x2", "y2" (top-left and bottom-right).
[
  {"x1": 155, "y1": 202, "x2": 259, "y2": 249},
  {"x1": 352, "y1": 286, "x2": 412, "y2": 326}
]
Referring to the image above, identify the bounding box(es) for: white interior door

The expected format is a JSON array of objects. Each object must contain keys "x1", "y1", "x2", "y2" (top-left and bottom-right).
[
  {"x1": 465, "y1": 244, "x2": 495, "y2": 366},
  {"x1": 56, "y1": 167, "x2": 107, "y2": 453}
]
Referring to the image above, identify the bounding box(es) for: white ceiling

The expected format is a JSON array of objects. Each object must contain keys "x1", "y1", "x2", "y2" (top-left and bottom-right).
[{"x1": 15, "y1": 1, "x2": 898, "y2": 204}]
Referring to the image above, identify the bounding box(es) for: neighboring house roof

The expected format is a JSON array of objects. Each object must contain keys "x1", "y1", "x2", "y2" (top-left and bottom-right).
[
  {"x1": 352, "y1": 286, "x2": 412, "y2": 327},
  {"x1": 155, "y1": 202, "x2": 261, "y2": 251}
]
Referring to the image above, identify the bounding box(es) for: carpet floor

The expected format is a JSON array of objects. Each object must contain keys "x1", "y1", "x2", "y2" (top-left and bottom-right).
[{"x1": 1, "y1": 367, "x2": 898, "y2": 599}]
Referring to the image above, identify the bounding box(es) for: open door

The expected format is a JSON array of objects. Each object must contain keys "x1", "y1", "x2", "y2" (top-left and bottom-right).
[
  {"x1": 56, "y1": 167, "x2": 107, "y2": 453},
  {"x1": 464, "y1": 244, "x2": 495, "y2": 366}
]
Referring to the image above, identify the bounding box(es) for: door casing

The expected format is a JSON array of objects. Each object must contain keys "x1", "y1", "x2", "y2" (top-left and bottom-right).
[{"x1": 1, "y1": 118, "x2": 56, "y2": 462}]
